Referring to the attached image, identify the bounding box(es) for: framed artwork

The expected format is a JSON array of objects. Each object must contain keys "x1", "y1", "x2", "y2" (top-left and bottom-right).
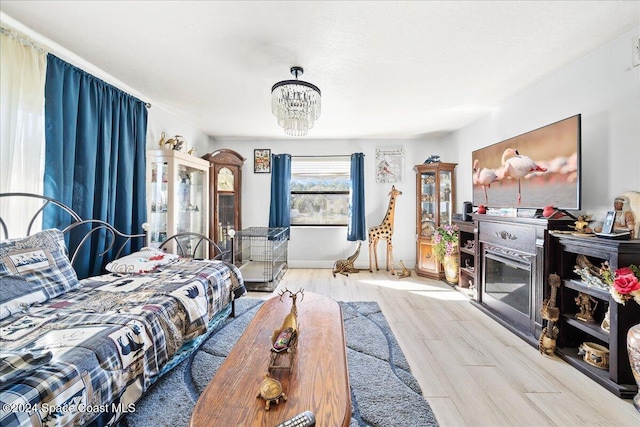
[
  {"x1": 602, "y1": 210, "x2": 615, "y2": 234},
  {"x1": 254, "y1": 149, "x2": 271, "y2": 173},
  {"x1": 375, "y1": 146, "x2": 404, "y2": 184}
]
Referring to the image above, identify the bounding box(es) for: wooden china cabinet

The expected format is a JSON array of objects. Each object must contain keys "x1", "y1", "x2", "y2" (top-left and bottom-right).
[
  {"x1": 202, "y1": 149, "x2": 245, "y2": 258},
  {"x1": 414, "y1": 162, "x2": 457, "y2": 279}
]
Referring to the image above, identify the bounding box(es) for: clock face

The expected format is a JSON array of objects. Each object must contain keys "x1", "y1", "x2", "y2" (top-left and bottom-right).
[{"x1": 217, "y1": 167, "x2": 234, "y2": 191}]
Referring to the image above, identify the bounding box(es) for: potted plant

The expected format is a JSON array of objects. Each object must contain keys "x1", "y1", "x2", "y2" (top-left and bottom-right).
[{"x1": 433, "y1": 223, "x2": 459, "y2": 284}]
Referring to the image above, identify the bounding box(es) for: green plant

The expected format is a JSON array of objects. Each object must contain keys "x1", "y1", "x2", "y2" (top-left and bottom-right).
[{"x1": 433, "y1": 223, "x2": 459, "y2": 262}]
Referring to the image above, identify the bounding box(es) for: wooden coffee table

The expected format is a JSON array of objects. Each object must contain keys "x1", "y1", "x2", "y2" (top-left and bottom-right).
[{"x1": 190, "y1": 291, "x2": 351, "y2": 427}]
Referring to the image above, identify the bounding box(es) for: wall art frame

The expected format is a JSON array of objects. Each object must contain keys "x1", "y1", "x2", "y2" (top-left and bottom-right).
[
  {"x1": 375, "y1": 146, "x2": 404, "y2": 184},
  {"x1": 254, "y1": 149, "x2": 271, "y2": 173}
]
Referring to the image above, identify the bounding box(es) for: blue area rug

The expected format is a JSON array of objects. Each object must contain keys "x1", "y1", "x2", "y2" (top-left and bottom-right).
[{"x1": 118, "y1": 298, "x2": 438, "y2": 427}]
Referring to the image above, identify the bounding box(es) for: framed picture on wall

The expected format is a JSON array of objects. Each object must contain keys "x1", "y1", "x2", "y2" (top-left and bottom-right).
[
  {"x1": 254, "y1": 149, "x2": 271, "y2": 173},
  {"x1": 375, "y1": 146, "x2": 404, "y2": 183}
]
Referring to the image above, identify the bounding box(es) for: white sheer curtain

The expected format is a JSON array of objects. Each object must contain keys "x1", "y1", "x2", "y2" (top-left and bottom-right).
[{"x1": 0, "y1": 25, "x2": 47, "y2": 237}]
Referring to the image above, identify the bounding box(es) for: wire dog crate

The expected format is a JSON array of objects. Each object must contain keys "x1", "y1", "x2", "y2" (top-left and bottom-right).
[{"x1": 235, "y1": 227, "x2": 288, "y2": 291}]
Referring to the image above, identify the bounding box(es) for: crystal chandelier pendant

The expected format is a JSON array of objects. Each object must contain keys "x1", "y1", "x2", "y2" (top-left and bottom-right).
[{"x1": 271, "y1": 67, "x2": 321, "y2": 136}]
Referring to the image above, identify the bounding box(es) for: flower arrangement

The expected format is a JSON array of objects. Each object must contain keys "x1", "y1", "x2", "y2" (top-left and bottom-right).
[
  {"x1": 600, "y1": 262, "x2": 640, "y2": 305},
  {"x1": 433, "y1": 223, "x2": 459, "y2": 262}
]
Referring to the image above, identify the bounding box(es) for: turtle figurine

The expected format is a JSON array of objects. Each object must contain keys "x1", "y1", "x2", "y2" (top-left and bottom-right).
[{"x1": 257, "y1": 374, "x2": 287, "y2": 411}]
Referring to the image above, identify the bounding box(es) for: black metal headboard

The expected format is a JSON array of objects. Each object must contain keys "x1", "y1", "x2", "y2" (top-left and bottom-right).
[
  {"x1": 0, "y1": 192, "x2": 228, "y2": 263},
  {"x1": 0, "y1": 192, "x2": 146, "y2": 265}
]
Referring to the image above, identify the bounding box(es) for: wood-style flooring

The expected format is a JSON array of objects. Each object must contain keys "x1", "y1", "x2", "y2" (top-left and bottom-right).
[{"x1": 246, "y1": 268, "x2": 640, "y2": 427}]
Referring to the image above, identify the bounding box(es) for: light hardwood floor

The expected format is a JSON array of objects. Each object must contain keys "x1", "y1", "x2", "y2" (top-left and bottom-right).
[{"x1": 246, "y1": 268, "x2": 640, "y2": 427}]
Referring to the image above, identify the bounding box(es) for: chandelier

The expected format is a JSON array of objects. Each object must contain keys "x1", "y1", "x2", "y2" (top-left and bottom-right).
[{"x1": 271, "y1": 66, "x2": 321, "y2": 136}]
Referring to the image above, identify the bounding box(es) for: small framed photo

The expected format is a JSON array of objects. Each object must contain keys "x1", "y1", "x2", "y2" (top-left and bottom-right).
[
  {"x1": 254, "y1": 149, "x2": 271, "y2": 173},
  {"x1": 602, "y1": 210, "x2": 615, "y2": 234}
]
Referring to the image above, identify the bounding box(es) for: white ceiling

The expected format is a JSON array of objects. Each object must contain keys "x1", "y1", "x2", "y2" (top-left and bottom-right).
[{"x1": 1, "y1": 1, "x2": 639, "y2": 140}]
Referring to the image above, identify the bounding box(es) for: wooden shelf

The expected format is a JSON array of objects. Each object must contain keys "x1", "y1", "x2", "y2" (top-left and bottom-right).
[
  {"x1": 460, "y1": 266, "x2": 475, "y2": 276},
  {"x1": 553, "y1": 234, "x2": 640, "y2": 399},
  {"x1": 562, "y1": 314, "x2": 610, "y2": 343},
  {"x1": 563, "y1": 279, "x2": 610, "y2": 300},
  {"x1": 556, "y1": 346, "x2": 638, "y2": 399},
  {"x1": 460, "y1": 247, "x2": 475, "y2": 255}
]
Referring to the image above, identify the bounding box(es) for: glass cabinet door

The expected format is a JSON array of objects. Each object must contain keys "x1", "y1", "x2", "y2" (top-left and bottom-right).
[
  {"x1": 149, "y1": 161, "x2": 169, "y2": 244},
  {"x1": 147, "y1": 150, "x2": 209, "y2": 258},
  {"x1": 419, "y1": 172, "x2": 436, "y2": 238},
  {"x1": 439, "y1": 169, "x2": 452, "y2": 226}
]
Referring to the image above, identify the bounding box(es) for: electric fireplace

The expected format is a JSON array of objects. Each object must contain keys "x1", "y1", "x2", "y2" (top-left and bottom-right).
[
  {"x1": 472, "y1": 215, "x2": 571, "y2": 344},
  {"x1": 482, "y1": 244, "x2": 533, "y2": 331}
]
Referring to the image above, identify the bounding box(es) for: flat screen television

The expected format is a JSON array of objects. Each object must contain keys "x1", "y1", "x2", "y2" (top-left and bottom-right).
[{"x1": 472, "y1": 114, "x2": 581, "y2": 210}]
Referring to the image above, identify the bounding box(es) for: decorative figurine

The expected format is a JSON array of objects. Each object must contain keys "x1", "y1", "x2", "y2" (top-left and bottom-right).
[
  {"x1": 423, "y1": 154, "x2": 440, "y2": 164},
  {"x1": 257, "y1": 373, "x2": 287, "y2": 411},
  {"x1": 578, "y1": 342, "x2": 609, "y2": 370},
  {"x1": 539, "y1": 273, "x2": 560, "y2": 355},
  {"x1": 268, "y1": 288, "x2": 303, "y2": 373},
  {"x1": 571, "y1": 215, "x2": 594, "y2": 234},
  {"x1": 612, "y1": 195, "x2": 636, "y2": 238},
  {"x1": 574, "y1": 292, "x2": 598, "y2": 323},
  {"x1": 397, "y1": 260, "x2": 411, "y2": 279},
  {"x1": 368, "y1": 186, "x2": 402, "y2": 275},
  {"x1": 332, "y1": 241, "x2": 362, "y2": 277}
]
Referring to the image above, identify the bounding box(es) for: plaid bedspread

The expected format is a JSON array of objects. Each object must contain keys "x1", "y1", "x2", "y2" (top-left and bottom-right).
[{"x1": 0, "y1": 259, "x2": 246, "y2": 427}]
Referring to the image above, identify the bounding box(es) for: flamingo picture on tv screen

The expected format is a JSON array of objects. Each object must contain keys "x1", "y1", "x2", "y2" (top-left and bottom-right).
[{"x1": 472, "y1": 114, "x2": 581, "y2": 210}]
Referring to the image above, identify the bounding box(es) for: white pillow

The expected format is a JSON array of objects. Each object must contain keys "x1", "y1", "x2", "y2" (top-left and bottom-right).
[{"x1": 105, "y1": 247, "x2": 179, "y2": 274}]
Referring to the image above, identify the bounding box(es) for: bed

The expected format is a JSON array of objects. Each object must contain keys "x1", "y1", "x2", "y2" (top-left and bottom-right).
[{"x1": 0, "y1": 193, "x2": 246, "y2": 427}]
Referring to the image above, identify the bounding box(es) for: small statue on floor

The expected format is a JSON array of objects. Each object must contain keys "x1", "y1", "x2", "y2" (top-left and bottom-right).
[
  {"x1": 332, "y1": 241, "x2": 361, "y2": 277},
  {"x1": 397, "y1": 260, "x2": 411, "y2": 279}
]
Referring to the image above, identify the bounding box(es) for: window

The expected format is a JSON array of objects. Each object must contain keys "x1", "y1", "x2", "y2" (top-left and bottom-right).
[{"x1": 290, "y1": 156, "x2": 351, "y2": 226}]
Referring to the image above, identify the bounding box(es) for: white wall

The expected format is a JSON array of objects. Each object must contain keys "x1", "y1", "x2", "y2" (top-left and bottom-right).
[
  {"x1": 8, "y1": 13, "x2": 636, "y2": 270},
  {"x1": 146, "y1": 108, "x2": 211, "y2": 156},
  {"x1": 447, "y1": 26, "x2": 640, "y2": 225},
  {"x1": 207, "y1": 138, "x2": 456, "y2": 269}
]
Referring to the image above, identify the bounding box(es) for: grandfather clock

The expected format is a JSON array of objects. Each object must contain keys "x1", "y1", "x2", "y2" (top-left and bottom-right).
[{"x1": 202, "y1": 149, "x2": 245, "y2": 256}]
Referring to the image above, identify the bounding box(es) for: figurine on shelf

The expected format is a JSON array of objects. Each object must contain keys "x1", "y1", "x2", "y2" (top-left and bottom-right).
[
  {"x1": 423, "y1": 154, "x2": 440, "y2": 164},
  {"x1": 613, "y1": 196, "x2": 636, "y2": 238},
  {"x1": 574, "y1": 292, "x2": 598, "y2": 323},
  {"x1": 570, "y1": 215, "x2": 593, "y2": 234}
]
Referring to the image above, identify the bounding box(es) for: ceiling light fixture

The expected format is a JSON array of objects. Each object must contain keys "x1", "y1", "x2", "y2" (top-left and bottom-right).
[{"x1": 271, "y1": 66, "x2": 321, "y2": 136}]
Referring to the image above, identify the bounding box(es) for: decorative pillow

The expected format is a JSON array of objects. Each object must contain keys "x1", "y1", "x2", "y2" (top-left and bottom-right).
[
  {"x1": 105, "y1": 247, "x2": 179, "y2": 274},
  {"x1": 0, "y1": 275, "x2": 48, "y2": 320},
  {"x1": 0, "y1": 229, "x2": 80, "y2": 301}
]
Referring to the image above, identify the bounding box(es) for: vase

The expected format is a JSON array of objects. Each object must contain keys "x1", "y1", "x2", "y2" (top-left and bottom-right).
[
  {"x1": 443, "y1": 254, "x2": 459, "y2": 285},
  {"x1": 628, "y1": 323, "x2": 640, "y2": 412}
]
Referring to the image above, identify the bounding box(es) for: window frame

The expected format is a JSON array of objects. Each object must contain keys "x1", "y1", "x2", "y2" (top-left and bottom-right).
[{"x1": 290, "y1": 156, "x2": 351, "y2": 227}]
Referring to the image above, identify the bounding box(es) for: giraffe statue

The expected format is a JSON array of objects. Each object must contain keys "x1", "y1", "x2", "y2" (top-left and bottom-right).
[{"x1": 368, "y1": 186, "x2": 402, "y2": 274}]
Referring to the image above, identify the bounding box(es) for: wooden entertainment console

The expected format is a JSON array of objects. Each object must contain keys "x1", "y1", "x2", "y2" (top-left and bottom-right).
[{"x1": 461, "y1": 214, "x2": 639, "y2": 398}]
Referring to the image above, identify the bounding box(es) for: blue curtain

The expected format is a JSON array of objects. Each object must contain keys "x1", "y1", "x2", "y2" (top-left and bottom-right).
[
  {"x1": 43, "y1": 54, "x2": 148, "y2": 278},
  {"x1": 348, "y1": 152, "x2": 366, "y2": 241},
  {"x1": 268, "y1": 153, "x2": 292, "y2": 238}
]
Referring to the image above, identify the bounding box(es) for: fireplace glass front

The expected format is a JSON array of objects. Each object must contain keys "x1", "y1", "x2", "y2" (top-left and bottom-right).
[{"x1": 483, "y1": 251, "x2": 532, "y2": 328}]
